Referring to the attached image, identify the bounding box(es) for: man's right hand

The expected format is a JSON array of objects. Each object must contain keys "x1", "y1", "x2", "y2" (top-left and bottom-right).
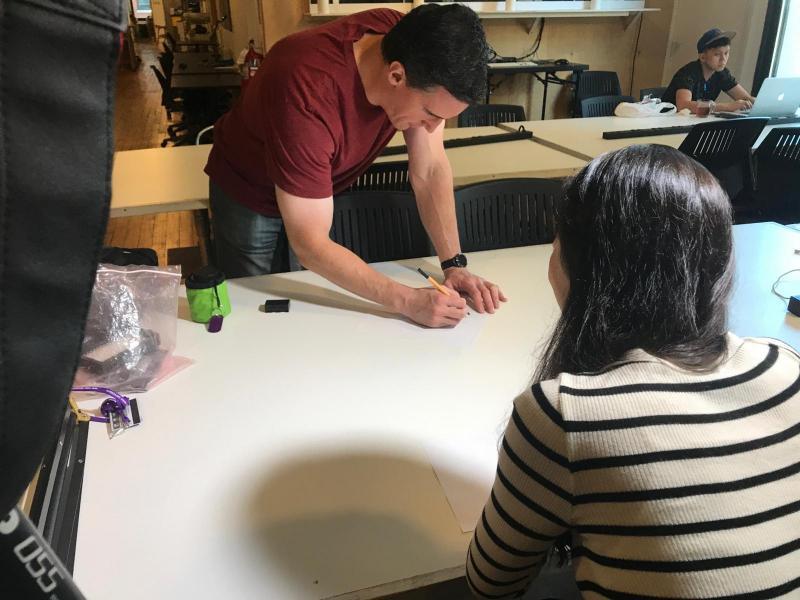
[
  {"x1": 718, "y1": 98, "x2": 752, "y2": 112},
  {"x1": 401, "y1": 287, "x2": 468, "y2": 328}
]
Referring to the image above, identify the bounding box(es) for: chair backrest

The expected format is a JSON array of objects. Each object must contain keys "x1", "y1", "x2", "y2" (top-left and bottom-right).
[
  {"x1": 753, "y1": 127, "x2": 800, "y2": 221},
  {"x1": 454, "y1": 178, "x2": 563, "y2": 252},
  {"x1": 346, "y1": 161, "x2": 411, "y2": 192},
  {"x1": 678, "y1": 118, "x2": 768, "y2": 202},
  {"x1": 755, "y1": 126, "x2": 800, "y2": 168},
  {"x1": 330, "y1": 191, "x2": 430, "y2": 263},
  {"x1": 157, "y1": 53, "x2": 173, "y2": 79},
  {"x1": 196, "y1": 125, "x2": 214, "y2": 145},
  {"x1": 575, "y1": 71, "x2": 621, "y2": 115},
  {"x1": 640, "y1": 86, "x2": 667, "y2": 101},
  {"x1": 458, "y1": 104, "x2": 526, "y2": 127},
  {"x1": 580, "y1": 94, "x2": 634, "y2": 118},
  {"x1": 678, "y1": 118, "x2": 768, "y2": 170},
  {"x1": 149, "y1": 64, "x2": 169, "y2": 96}
]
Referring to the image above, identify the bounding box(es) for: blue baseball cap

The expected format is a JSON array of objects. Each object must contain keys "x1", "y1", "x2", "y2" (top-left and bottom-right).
[{"x1": 697, "y1": 28, "x2": 736, "y2": 53}]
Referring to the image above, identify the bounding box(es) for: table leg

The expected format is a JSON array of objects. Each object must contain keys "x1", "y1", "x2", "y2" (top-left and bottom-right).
[
  {"x1": 193, "y1": 208, "x2": 213, "y2": 265},
  {"x1": 541, "y1": 77, "x2": 548, "y2": 120},
  {"x1": 573, "y1": 71, "x2": 582, "y2": 117}
]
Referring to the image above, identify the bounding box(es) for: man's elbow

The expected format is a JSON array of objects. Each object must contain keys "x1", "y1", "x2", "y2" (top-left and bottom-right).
[
  {"x1": 409, "y1": 168, "x2": 432, "y2": 193},
  {"x1": 286, "y1": 233, "x2": 328, "y2": 271}
]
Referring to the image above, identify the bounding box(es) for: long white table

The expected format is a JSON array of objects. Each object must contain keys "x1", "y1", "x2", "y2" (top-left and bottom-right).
[
  {"x1": 72, "y1": 222, "x2": 800, "y2": 599},
  {"x1": 498, "y1": 115, "x2": 791, "y2": 161},
  {"x1": 110, "y1": 127, "x2": 584, "y2": 218},
  {"x1": 111, "y1": 145, "x2": 211, "y2": 217},
  {"x1": 377, "y1": 134, "x2": 586, "y2": 184}
]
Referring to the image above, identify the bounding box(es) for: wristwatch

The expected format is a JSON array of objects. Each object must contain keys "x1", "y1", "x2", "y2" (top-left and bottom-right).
[{"x1": 440, "y1": 253, "x2": 467, "y2": 271}]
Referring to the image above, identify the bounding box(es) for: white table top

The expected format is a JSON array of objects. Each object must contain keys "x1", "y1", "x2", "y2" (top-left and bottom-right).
[
  {"x1": 74, "y1": 245, "x2": 561, "y2": 600},
  {"x1": 110, "y1": 128, "x2": 584, "y2": 217},
  {"x1": 111, "y1": 145, "x2": 211, "y2": 217},
  {"x1": 377, "y1": 134, "x2": 586, "y2": 185},
  {"x1": 498, "y1": 115, "x2": 791, "y2": 161},
  {"x1": 73, "y1": 222, "x2": 800, "y2": 600},
  {"x1": 729, "y1": 222, "x2": 800, "y2": 344}
]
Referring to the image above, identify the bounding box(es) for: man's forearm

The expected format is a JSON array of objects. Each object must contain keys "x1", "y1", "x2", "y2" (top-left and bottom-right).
[
  {"x1": 413, "y1": 161, "x2": 461, "y2": 263},
  {"x1": 295, "y1": 237, "x2": 413, "y2": 314}
]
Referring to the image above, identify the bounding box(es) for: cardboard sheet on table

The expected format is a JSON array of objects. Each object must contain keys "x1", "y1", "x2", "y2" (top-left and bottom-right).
[{"x1": 426, "y1": 429, "x2": 501, "y2": 532}]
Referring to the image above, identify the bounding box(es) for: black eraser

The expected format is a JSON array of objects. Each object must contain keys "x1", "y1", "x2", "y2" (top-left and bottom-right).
[
  {"x1": 264, "y1": 299, "x2": 290, "y2": 313},
  {"x1": 789, "y1": 296, "x2": 800, "y2": 317}
]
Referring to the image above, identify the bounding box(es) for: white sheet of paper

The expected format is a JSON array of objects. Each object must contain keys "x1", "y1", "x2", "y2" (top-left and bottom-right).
[
  {"x1": 355, "y1": 310, "x2": 489, "y2": 350},
  {"x1": 425, "y1": 429, "x2": 501, "y2": 533}
]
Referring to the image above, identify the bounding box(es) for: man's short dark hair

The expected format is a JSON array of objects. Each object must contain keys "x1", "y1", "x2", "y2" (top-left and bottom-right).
[
  {"x1": 381, "y1": 4, "x2": 489, "y2": 105},
  {"x1": 704, "y1": 37, "x2": 731, "y2": 51}
]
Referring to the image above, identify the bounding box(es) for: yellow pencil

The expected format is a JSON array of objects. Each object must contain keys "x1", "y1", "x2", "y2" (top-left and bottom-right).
[{"x1": 417, "y1": 267, "x2": 451, "y2": 296}]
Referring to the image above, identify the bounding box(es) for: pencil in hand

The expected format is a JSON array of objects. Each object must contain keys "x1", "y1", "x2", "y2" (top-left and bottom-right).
[{"x1": 417, "y1": 267, "x2": 451, "y2": 296}]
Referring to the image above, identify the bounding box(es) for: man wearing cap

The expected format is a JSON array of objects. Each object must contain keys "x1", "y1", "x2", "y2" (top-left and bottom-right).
[{"x1": 662, "y1": 28, "x2": 756, "y2": 113}]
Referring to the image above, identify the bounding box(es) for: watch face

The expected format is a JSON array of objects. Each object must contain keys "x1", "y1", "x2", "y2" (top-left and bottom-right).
[{"x1": 442, "y1": 254, "x2": 467, "y2": 269}]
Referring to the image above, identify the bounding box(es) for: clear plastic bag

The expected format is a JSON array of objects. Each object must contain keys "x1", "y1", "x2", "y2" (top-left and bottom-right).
[{"x1": 74, "y1": 264, "x2": 182, "y2": 392}]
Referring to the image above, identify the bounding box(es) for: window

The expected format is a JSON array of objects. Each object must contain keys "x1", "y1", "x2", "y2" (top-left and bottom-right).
[{"x1": 774, "y1": 0, "x2": 799, "y2": 77}]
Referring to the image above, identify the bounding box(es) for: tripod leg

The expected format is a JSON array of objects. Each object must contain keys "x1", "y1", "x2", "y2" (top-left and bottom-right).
[{"x1": 0, "y1": 507, "x2": 86, "y2": 599}]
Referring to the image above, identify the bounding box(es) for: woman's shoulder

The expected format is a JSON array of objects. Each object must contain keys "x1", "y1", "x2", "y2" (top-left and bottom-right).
[{"x1": 531, "y1": 333, "x2": 800, "y2": 411}]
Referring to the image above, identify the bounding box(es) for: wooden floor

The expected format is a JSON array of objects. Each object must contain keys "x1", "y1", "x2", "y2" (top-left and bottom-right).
[{"x1": 108, "y1": 37, "x2": 200, "y2": 269}]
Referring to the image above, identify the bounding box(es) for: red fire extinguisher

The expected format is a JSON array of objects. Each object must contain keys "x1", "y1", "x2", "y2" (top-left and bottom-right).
[{"x1": 240, "y1": 39, "x2": 264, "y2": 92}]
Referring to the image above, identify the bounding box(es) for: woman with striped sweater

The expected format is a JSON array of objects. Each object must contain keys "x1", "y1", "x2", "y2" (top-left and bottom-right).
[{"x1": 467, "y1": 145, "x2": 800, "y2": 599}]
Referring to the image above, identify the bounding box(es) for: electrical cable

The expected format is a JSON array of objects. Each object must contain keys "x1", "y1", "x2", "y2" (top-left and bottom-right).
[
  {"x1": 488, "y1": 18, "x2": 545, "y2": 63},
  {"x1": 771, "y1": 268, "x2": 800, "y2": 301},
  {"x1": 628, "y1": 13, "x2": 644, "y2": 96}
]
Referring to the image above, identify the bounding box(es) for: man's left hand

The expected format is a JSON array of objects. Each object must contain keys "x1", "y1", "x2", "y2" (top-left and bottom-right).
[{"x1": 443, "y1": 268, "x2": 507, "y2": 314}]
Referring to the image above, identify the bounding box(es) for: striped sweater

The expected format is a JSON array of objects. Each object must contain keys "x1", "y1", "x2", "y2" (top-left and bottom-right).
[{"x1": 467, "y1": 334, "x2": 800, "y2": 599}]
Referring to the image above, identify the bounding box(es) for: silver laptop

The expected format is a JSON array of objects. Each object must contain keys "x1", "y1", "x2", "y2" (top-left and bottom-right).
[{"x1": 716, "y1": 77, "x2": 800, "y2": 119}]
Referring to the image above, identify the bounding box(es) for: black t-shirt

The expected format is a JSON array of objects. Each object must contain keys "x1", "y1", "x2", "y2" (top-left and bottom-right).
[{"x1": 662, "y1": 60, "x2": 737, "y2": 105}]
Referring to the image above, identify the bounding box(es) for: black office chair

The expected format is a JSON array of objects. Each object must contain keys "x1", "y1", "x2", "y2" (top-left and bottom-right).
[
  {"x1": 345, "y1": 160, "x2": 411, "y2": 192},
  {"x1": 330, "y1": 191, "x2": 431, "y2": 263},
  {"x1": 640, "y1": 86, "x2": 667, "y2": 101},
  {"x1": 580, "y1": 94, "x2": 634, "y2": 118},
  {"x1": 157, "y1": 51, "x2": 173, "y2": 79},
  {"x1": 678, "y1": 118, "x2": 769, "y2": 209},
  {"x1": 458, "y1": 104, "x2": 526, "y2": 127},
  {"x1": 574, "y1": 71, "x2": 622, "y2": 116},
  {"x1": 195, "y1": 125, "x2": 214, "y2": 145},
  {"x1": 163, "y1": 30, "x2": 176, "y2": 53},
  {"x1": 150, "y1": 65, "x2": 190, "y2": 146},
  {"x1": 454, "y1": 178, "x2": 562, "y2": 252},
  {"x1": 753, "y1": 127, "x2": 800, "y2": 223},
  {"x1": 150, "y1": 65, "x2": 181, "y2": 118}
]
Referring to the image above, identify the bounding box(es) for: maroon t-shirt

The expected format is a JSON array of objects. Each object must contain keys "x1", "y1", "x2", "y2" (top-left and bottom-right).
[{"x1": 204, "y1": 9, "x2": 402, "y2": 217}]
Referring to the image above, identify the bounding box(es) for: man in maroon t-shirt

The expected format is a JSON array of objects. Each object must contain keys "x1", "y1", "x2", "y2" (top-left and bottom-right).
[{"x1": 205, "y1": 4, "x2": 506, "y2": 328}]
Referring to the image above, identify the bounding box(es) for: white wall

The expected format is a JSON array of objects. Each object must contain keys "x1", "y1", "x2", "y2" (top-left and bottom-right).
[
  {"x1": 218, "y1": 0, "x2": 265, "y2": 60},
  {"x1": 663, "y1": 0, "x2": 768, "y2": 92}
]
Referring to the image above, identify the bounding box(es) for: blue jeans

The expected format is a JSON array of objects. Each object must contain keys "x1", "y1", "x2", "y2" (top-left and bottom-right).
[{"x1": 209, "y1": 181, "x2": 300, "y2": 278}]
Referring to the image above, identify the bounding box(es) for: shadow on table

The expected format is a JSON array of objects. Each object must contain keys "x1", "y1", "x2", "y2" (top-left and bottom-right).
[
  {"x1": 235, "y1": 275, "x2": 407, "y2": 322},
  {"x1": 241, "y1": 450, "x2": 479, "y2": 598}
]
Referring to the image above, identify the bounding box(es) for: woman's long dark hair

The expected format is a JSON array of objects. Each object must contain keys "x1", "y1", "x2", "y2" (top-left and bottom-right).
[{"x1": 534, "y1": 144, "x2": 735, "y2": 382}]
